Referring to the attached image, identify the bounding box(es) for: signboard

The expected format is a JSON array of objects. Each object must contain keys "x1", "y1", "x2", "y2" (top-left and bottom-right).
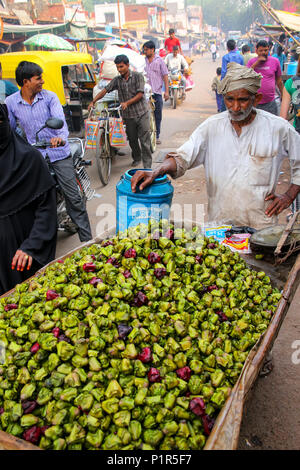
[
  {"x1": 181, "y1": 41, "x2": 190, "y2": 51},
  {"x1": 148, "y1": 7, "x2": 157, "y2": 16}
]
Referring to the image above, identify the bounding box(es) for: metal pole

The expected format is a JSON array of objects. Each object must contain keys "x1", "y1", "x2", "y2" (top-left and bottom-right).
[
  {"x1": 200, "y1": 0, "x2": 203, "y2": 37},
  {"x1": 164, "y1": 0, "x2": 167, "y2": 36},
  {"x1": 0, "y1": 17, "x2": 3, "y2": 42},
  {"x1": 117, "y1": 0, "x2": 122, "y2": 40},
  {"x1": 255, "y1": 21, "x2": 282, "y2": 46}
]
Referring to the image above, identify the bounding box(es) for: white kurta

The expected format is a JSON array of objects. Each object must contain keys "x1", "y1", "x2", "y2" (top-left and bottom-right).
[
  {"x1": 165, "y1": 54, "x2": 189, "y2": 71},
  {"x1": 173, "y1": 109, "x2": 300, "y2": 229}
]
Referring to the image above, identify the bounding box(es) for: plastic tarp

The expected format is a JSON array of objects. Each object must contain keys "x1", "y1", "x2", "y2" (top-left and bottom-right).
[
  {"x1": 99, "y1": 44, "x2": 145, "y2": 73},
  {"x1": 2, "y1": 22, "x2": 70, "y2": 34},
  {"x1": 70, "y1": 24, "x2": 88, "y2": 40},
  {"x1": 12, "y1": 9, "x2": 33, "y2": 26},
  {"x1": 273, "y1": 9, "x2": 300, "y2": 32}
]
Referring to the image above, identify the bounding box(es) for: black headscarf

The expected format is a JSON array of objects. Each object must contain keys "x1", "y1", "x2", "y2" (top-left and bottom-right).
[{"x1": 0, "y1": 104, "x2": 55, "y2": 218}]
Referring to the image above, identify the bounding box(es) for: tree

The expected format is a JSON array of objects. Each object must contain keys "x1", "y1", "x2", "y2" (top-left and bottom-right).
[
  {"x1": 187, "y1": 0, "x2": 284, "y2": 33},
  {"x1": 82, "y1": 0, "x2": 94, "y2": 14}
]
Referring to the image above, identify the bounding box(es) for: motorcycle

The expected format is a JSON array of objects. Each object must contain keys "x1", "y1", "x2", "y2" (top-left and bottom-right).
[
  {"x1": 33, "y1": 118, "x2": 94, "y2": 234},
  {"x1": 168, "y1": 68, "x2": 185, "y2": 110}
]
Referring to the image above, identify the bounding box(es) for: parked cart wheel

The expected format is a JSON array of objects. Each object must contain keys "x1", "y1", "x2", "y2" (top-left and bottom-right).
[
  {"x1": 173, "y1": 89, "x2": 178, "y2": 109},
  {"x1": 95, "y1": 127, "x2": 112, "y2": 186},
  {"x1": 149, "y1": 110, "x2": 157, "y2": 153}
]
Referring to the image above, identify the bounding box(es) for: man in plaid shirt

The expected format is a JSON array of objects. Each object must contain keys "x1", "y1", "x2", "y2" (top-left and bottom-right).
[{"x1": 89, "y1": 54, "x2": 152, "y2": 169}]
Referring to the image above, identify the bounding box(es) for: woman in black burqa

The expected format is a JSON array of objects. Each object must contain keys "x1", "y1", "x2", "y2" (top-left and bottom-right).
[{"x1": 0, "y1": 103, "x2": 57, "y2": 295}]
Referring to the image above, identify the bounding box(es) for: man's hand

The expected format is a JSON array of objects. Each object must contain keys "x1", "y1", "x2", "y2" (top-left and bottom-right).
[
  {"x1": 11, "y1": 250, "x2": 33, "y2": 272},
  {"x1": 164, "y1": 92, "x2": 169, "y2": 101},
  {"x1": 131, "y1": 170, "x2": 156, "y2": 193},
  {"x1": 88, "y1": 102, "x2": 95, "y2": 112},
  {"x1": 265, "y1": 193, "x2": 293, "y2": 217},
  {"x1": 121, "y1": 102, "x2": 128, "y2": 111},
  {"x1": 257, "y1": 56, "x2": 268, "y2": 63},
  {"x1": 50, "y1": 137, "x2": 64, "y2": 148}
]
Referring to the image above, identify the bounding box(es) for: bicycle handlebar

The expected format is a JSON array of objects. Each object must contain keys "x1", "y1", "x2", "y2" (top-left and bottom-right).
[
  {"x1": 108, "y1": 105, "x2": 122, "y2": 111},
  {"x1": 33, "y1": 140, "x2": 66, "y2": 149}
]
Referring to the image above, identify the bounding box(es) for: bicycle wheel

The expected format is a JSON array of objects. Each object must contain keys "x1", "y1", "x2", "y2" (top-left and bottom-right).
[
  {"x1": 173, "y1": 89, "x2": 178, "y2": 109},
  {"x1": 149, "y1": 110, "x2": 157, "y2": 153},
  {"x1": 96, "y1": 127, "x2": 112, "y2": 186}
]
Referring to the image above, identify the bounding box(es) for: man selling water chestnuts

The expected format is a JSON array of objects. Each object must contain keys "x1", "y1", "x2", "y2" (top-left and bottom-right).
[{"x1": 131, "y1": 63, "x2": 300, "y2": 229}]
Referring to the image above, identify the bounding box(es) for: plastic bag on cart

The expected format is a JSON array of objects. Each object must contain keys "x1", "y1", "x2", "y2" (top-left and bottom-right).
[
  {"x1": 84, "y1": 119, "x2": 99, "y2": 149},
  {"x1": 99, "y1": 45, "x2": 146, "y2": 73},
  {"x1": 109, "y1": 117, "x2": 127, "y2": 147},
  {"x1": 93, "y1": 78, "x2": 119, "y2": 103},
  {"x1": 100, "y1": 60, "x2": 118, "y2": 80}
]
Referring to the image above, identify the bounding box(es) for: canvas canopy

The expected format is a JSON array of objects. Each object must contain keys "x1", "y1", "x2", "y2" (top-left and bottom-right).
[
  {"x1": 2, "y1": 22, "x2": 70, "y2": 34},
  {"x1": 273, "y1": 9, "x2": 300, "y2": 32}
]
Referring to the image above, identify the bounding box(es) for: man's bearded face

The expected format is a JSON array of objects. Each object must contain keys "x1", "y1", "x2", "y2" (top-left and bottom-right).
[{"x1": 224, "y1": 89, "x2": 256, "y2": 122}]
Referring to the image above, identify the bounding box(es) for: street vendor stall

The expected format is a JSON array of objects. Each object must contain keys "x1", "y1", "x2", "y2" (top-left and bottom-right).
[{"x1": 0, "y1": 207, "x2": 300, "y2": 450}]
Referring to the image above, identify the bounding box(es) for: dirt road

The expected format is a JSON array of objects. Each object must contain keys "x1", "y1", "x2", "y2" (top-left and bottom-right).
[{"x1": 56, "y1": 54, "x2": 300, "y2": 450}]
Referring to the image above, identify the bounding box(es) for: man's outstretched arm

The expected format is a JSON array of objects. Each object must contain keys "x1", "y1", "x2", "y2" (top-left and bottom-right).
[{"x1": 131, "y1": 155, "x2": 177, "y2": 193}]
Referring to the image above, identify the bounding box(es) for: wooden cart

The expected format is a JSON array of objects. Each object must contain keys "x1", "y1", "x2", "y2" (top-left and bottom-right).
[{"x1": 1, "y1": 225, "x2": 300, "y2": 450}]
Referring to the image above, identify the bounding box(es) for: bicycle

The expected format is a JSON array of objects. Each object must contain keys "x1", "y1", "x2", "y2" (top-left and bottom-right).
[
  {"x1": 94, "y1": 104, "x2": 122, "y2": 186},
  {"x1": 94, "y1": 99, "x2": 156, "y2": 186}
]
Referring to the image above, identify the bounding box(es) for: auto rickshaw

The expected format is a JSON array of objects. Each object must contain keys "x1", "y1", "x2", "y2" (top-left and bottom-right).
[{"x1": 0, "y1": 50, "x2": 96, "y2": 134}]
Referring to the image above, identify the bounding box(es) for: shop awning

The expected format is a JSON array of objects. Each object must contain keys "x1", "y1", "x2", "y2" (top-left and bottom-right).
[
  {"x1": 2, "y1": 22, "x2": 70, "y2": 34},
  {"x1": 273, "y1": 9, "x2": 300, "y2": 32},
  {"x1": 12, "y1": 9, "x2": 33, "y2": 26}
]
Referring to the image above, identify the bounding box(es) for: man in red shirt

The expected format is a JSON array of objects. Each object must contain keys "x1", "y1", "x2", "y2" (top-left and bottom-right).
[{"x1": 165, "y1": 29, "x2": 182, "y2": 55}]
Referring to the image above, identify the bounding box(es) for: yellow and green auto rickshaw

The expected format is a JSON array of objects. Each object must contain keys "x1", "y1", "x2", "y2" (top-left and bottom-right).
[{"x1": 0, "y1": 50, "x2": 96, "y2": 133}]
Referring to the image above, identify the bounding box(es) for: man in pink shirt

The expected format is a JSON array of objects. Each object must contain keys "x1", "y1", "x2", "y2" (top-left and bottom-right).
[{"x1": 247, "y1": 39, "x2": 283, "y2": 115}]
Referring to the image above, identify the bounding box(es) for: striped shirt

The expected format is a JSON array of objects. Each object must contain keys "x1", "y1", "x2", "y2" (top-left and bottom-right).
[
  {"x1": 105, "y1": 71, "x2": 148, "y2": 119},
  {"x1": 5, "y1": 90, "x2": 70, "y2": 163},
  {"x1": 145, "y1": 54, "x2": 169, "y2": 95}
]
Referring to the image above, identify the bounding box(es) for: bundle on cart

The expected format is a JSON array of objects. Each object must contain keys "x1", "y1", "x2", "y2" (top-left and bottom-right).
[{"x1": 0, "y1": 221, "x2": 281, "y2": 450}]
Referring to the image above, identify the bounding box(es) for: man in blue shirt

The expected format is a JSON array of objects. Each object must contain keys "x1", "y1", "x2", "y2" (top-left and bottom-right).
[
  {"x1": 219, "y1": 39, "x2": 244, "y2": 111},
  {"x1": 5, "y1": 61, "x2": 92, "y2": 242},
  {"x1": 221, "y1": 39, "x2": 244, "y2": 79},
  {"x1": 0, "y1": 62, "x2": 18, "y2": 103}
]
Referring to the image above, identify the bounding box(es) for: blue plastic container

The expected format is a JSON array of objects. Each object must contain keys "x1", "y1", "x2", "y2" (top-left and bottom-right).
[
  {"x1": 287, "y1": 61, "x2": 297, "y2": 75},
  {"x1": 116, "y1": 169, "x2": 174, "y2": 233}
]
